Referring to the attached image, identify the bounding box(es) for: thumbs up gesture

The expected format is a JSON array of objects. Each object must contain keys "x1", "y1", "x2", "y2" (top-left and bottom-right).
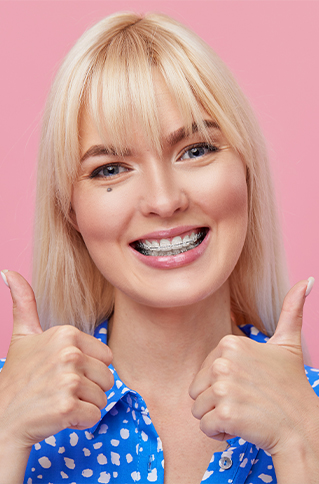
[
  {"x1": 189, "y1": 278, "x2": 319, "y2": 477},
  {"x1": 0, "y1": 271, "x2": 114, "y2": 450}
]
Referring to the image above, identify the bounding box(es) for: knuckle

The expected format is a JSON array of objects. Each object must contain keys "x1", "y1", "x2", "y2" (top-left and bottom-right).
[
  {"x1": 60, "y1": 372, "x2": 82, "y2": 393},
  {"x1": 216, "y1": 403, "x2": 233, "y2": 423},
  {"x1": 12, "y1": 284, "x2": 36, "y2": 308},
  {"x1": 13, "y1": 295, "x2": 36, "y2": 314},
  {"x1": 213, "y1": 380, "x2": 229, "y2": 398},
  {"x1": 211, "y1": 358, "x2": 231, "y2": 378},
  {"x1": 58, "y1": 396, "x2": 78, "y2": 417},
  {"x1": 295, "y1": 312, "x2": 303, "y2": 323},
  {"x1": 282, "y1": 294, "x2": 304, "y2": 320},
  {"x1": 59, "y1": 347, "x2": 83, "y2": 366},
  {"x1": 55, "y1": 325, "x2": 79, "y2": 344},
  {"x1": 219, "y1": 334, "x2": 241, "y2": 354},
  {"x1": 68, "y1": 374, "x2": 82, "y2": 393}
]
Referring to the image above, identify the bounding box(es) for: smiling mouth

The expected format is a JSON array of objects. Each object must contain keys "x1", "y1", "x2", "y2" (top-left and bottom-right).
[{"x1": 131, "y1": 228, "x2": 209, "y2": 257}]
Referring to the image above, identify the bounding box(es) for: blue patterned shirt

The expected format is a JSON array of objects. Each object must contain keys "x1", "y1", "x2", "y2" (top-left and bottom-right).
[{"x1": 0, "y1": 321, "x2": 318, "y2": 484}]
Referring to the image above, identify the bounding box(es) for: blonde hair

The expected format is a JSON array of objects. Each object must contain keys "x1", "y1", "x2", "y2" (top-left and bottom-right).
[{"x1": 33, "y1": 11, "x2": 289, "y2": 336}]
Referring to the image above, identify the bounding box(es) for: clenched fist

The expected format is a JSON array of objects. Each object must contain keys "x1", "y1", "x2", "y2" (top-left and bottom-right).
[{"x1": 0, "y1": 271, "x2": 114, "y2": 483}]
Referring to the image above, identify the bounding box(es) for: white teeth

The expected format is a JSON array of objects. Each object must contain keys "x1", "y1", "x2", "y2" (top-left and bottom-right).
[
  {"x1": 182, "y1": 235, "x2": 190, "y2": 245},
  {"x1": 144, "y1": 233, "x2": 200, "y2": 250},
  {"x1": 172, "y1": 236, "x2": 182, "y2": 246},
  {"x1": 160, "y1": 239, "x2": 170, "y2": 248},
  {"x1": 136, "y1": 229, "x2": 205, "y2": 256},
  {"x1": 138, "y1": 231, "x2": 204, "y2": 256}
]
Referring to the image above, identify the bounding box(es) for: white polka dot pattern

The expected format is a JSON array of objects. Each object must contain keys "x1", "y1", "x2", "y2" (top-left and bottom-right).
[{"x1": 0, "y1": 321, "x2": 318, "y2": 483}]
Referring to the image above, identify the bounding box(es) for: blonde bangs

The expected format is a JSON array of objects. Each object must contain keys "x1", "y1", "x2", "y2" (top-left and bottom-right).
[
  {"x1": 87, "y1": 27, "x2": 159, "y2": 154},
  {"x1": 84, "y1": 16, "x2": 244, "y2": 159}
]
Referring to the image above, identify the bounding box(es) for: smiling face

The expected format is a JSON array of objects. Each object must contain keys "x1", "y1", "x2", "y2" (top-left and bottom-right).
[{"x1": 71, "y1": 77, "x2": 248, "y2": 309}]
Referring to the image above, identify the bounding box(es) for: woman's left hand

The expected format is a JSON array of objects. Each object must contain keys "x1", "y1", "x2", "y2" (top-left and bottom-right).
[{"x1": 189, "y1": 279, "x2": 319, "y2": 481}]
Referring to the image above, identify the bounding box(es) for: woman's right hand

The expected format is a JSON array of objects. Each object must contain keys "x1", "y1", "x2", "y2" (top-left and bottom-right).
[{"x1": 0, "y1": 271, "x2": 114, "y2": 480}]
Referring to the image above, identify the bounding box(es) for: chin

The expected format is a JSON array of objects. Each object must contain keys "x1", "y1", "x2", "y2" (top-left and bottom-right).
[{"x1": 122, "y1": 276, "x2": 230, "y2": 310}]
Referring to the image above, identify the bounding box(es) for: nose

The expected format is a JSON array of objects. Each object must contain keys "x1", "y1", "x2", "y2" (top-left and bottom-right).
[{"x1": 139, "y1": 161, "x2": 189, "y2": 218}]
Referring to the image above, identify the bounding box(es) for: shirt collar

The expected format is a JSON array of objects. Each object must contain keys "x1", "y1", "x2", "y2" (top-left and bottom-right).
[{"x1": 89, "y1": 320, "x2": 137, "y2": 434}]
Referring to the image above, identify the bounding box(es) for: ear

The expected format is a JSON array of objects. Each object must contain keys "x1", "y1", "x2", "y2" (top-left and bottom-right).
[{"x1": 68, "y1": 202, "x2": 81, "y2": 232}]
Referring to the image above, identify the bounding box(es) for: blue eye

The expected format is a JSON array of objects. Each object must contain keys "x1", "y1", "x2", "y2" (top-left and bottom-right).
[
  {"x1": 90, "y1": 164, "x2": 128, "y2": 178},
  {"x1": 180, "y1": 143, "x2": 218, "y2": 160}
]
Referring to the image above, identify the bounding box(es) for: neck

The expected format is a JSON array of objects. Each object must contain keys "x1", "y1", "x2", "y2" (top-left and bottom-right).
[{"x1": 108, "y1": 282, "x2": 239, "y2": 400}]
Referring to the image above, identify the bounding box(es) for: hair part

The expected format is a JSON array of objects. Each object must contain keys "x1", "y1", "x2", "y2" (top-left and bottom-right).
[{"x1": 33, "y1": 11, "x2": 289, "y2": 336}]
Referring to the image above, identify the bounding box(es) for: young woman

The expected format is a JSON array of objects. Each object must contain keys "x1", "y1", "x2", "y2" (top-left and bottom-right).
[{"x1": 0, "y1": 11, "x2": 319, "y2": 484}]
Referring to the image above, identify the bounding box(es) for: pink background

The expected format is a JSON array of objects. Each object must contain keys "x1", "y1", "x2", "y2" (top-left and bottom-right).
[{"x1": 1, "y1": 1, "x2": 318, "y2": 364}]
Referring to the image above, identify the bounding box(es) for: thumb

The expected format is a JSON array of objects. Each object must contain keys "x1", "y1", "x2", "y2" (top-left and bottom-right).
[
  {"x1": 268, "y1": 277, "x2": 314, "y2": 349},
  {"x1": 1, "y1": 270, "x2": 43, "y2": 337}
]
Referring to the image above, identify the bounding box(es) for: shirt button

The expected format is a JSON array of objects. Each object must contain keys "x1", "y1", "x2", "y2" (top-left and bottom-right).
[{"x1": 219, "y1": 456, "x2": 233, "y2": 470}]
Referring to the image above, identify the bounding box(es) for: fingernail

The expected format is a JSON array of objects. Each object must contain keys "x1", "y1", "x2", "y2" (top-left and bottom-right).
[
  {"x1": 305, "y1": 276, "x2": 315, "y2": 297},
  {"x1": 1, "y1": 270, "x2": 9, "y2": 288}
]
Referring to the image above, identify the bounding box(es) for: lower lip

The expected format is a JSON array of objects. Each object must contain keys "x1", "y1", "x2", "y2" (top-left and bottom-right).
[{"x1": 130, "y1": 230, "x2": 210, "y2": 269}]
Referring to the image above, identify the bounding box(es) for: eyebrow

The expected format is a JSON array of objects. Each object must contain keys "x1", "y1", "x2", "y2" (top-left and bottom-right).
[
  {"x1": 80, "y1": 119, "x2": 219, "y2": 163},
  {"x1": 166, "y1": 120, "x2": 219, "y2": 146},
  {"x1": 80, "y1": 145, "x2": 132, "y2": 163}
]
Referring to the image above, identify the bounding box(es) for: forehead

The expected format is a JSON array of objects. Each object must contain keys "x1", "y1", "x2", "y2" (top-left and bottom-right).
[{"x1": 79, "y1": 75, "x2": 215, "y2": 156}]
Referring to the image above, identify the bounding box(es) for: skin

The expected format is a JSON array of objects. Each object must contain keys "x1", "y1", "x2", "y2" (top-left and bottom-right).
[{"x1": 0, "y1": 77, "x2": 319, "y2": 483}]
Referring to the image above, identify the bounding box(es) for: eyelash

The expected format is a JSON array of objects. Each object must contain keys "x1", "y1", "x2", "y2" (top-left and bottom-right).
[
  {"x1": 89, "y1": 142, "x2": 219, "y2": 179},
  {"x1": 89, "y1": 164, "x2": 129, "y2": 179},
  {"x1": 179, "y1": 142, "x2": 219, "y2": 161}
]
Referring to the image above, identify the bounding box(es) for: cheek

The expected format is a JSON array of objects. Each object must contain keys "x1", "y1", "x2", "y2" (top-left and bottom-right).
[
  {"x1": 216, "y1": 172, "x2": 248, "y2": 223},
  {"x1": 198, "y1": 164, "x2": 248, "y2": 226},
  {"x1": 200, "y1": 164, "x2": 248, "y2": 271},
  {"x1": 200, "y1": 166, "x2": 248, "y2": 296},
  {"x1": 72, "y1": 187, "x2": 134, "y2": 246}
]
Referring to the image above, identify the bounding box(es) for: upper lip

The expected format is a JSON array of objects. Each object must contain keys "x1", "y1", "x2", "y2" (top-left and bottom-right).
[{"x1": 130, "y1": 225, "x2": 207, "y2": 243}]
